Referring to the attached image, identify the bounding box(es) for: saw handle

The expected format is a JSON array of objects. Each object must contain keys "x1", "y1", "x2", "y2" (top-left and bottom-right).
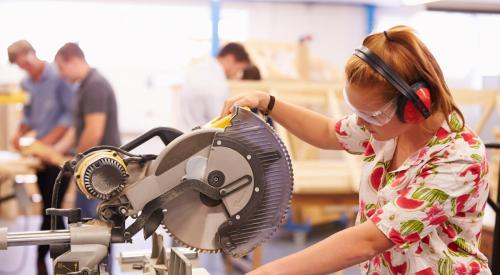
[
  {"x1": 46, "y1": 208, "x2": 82, "y2": 224},
  {"x1": 121, "y1": 127, "x2": 183, "y2": 151}
]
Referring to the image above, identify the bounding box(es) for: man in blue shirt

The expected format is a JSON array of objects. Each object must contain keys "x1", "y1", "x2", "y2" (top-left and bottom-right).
[{"x1": 7, "y1": 40, "x2": 75, "y2": 275}]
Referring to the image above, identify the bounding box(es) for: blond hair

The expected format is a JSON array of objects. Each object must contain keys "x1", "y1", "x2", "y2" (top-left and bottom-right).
[
  {"x1": 345, "y1": 25, "x2": 464, "y2": 131},
  {"x1": 7, "y1": 40, "x2": 35, "y2": 63}
]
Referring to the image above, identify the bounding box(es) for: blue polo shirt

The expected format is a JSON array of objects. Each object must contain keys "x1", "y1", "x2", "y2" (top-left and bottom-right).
[{"x1": 21, "y1": 62, "x2": 75, "y2": 139}]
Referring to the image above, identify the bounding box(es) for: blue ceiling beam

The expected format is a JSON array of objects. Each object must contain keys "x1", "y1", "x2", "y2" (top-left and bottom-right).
[
  {"x1": 211, "y1": 0, "x2": 221, "y2": 56},
  {"x1": 364, "y1": 3, "x2": 377, "y2": 34}
]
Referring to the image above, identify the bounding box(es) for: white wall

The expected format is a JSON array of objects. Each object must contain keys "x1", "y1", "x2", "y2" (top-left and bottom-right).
[{"x1": 225, "y1": 1, "x2": 368, "y2": 69}]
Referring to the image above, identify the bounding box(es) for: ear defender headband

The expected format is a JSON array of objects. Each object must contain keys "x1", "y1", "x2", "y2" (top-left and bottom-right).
[{"x1": 353, "y1": 46, "x2": 432, "y2": 124}]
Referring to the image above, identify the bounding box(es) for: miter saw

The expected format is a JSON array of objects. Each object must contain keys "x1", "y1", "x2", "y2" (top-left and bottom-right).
[{"x1": 0, "y1": 107, "x2": 294, "y2": 274}]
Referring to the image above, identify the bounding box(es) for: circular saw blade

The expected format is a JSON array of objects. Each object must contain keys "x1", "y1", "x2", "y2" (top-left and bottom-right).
[
  {"x1": 160, "y1": 107, "x2": 293, "y2": 256},
  {"x1": 162, "y1": 189, "x2": 228, "y2": 252},
  {"x1": 162, "y1": 140, "x2": 255, "y2": 252},
  {"x1": 153, "y1": 129, "x2": 228, "y2": 252},
  {"x1": 215, "y1": 107, "x2": 294, "y2": 257}
]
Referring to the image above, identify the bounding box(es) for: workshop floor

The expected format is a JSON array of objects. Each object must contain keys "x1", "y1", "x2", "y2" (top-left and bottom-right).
[{"x1": 0, "y1": 216, "x2": 361, "y2": 275}]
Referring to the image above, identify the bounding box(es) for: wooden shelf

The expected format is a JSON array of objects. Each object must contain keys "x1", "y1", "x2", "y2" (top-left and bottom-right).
[{"x1": 0, "y1": 90, "x2": 28, "y2": 104}]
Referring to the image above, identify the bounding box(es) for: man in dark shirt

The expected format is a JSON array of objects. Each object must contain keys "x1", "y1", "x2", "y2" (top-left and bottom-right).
[
  {"x1": 54, "y1": 43, "x2": 121, "y2": 217},
  {"x1": 54, "y1": 42, "x2": 120, "y2": 274}
]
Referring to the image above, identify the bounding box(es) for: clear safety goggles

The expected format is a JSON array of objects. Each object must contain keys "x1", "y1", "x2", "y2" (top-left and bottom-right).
[{"x1": 342, "y1": 86, "x2": 397, "y2": 126}]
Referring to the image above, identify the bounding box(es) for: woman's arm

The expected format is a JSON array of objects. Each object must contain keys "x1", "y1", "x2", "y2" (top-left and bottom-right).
[
  {"x1": 249, "y1": 220, "x2": 393, "y2": 275},
  {"x1": 221, "y1": 92, "x2": 343, "y2": 150}
]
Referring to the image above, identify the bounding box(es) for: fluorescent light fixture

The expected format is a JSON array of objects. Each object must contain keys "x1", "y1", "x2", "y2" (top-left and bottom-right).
[{"x1": 403, "y1": 0, "x2": 441, "y2": 5}]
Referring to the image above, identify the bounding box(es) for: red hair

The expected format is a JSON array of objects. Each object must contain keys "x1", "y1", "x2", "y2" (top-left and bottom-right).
[{"x1": 345, "y1": 25, "x2": 464, "y2": 131}]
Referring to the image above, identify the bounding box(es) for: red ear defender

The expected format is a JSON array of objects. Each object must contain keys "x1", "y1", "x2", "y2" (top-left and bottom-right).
[{"x1": 400, "y1": 85, "x2": 432, "y2": 124}]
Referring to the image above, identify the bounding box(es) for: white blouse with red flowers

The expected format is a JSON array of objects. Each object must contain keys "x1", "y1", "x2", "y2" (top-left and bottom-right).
[{"x1": 334, "y1": 113, "x2": 491, "y2": 275}]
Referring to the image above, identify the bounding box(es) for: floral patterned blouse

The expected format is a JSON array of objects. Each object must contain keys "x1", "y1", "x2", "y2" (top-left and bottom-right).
[{"x1": 335, "y1": 113, "x2": 491, "y2": 275}]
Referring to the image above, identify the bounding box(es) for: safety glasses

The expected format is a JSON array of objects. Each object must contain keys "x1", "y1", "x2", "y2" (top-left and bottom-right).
[{"x1": 342, "y1": 86, "x2": 397, "y2": 126}]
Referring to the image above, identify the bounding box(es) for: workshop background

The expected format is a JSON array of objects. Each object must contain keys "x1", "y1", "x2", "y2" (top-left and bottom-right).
[{"x1": 0, "y1": 0, "x2": 499, "y2": 274}]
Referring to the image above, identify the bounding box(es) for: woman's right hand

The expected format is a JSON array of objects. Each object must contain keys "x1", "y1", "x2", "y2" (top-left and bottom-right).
[{"x1": 220, "y1": 91, "x2": 271, "y2": 117}]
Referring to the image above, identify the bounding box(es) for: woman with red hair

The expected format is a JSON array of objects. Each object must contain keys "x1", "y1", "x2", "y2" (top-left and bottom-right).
[{"x1": 221, "y1": 26, "x2": 491, "y2": 275}]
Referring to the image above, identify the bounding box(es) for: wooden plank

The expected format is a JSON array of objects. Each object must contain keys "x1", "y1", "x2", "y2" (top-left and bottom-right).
[
  {"x1": 291, "y1": 193, "x2": 358, "y2": 225},
  {"x1": 452, "y1": 89, "x2": 497, "y2": 134},
  {"x1": 480, "y1": 226, "x2": 494, "y2": 259},
  {"x1": 0, "y1": 90, "x2": 28, "y2": 104},
  {"x1": 229, "y1": 80, "x2": 342, "y2": 94}
]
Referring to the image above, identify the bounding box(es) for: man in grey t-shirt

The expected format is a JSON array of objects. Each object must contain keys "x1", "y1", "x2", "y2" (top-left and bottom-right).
[
  {"x1": 54, "y1": 42, "x2": 120, "y2": 273},
  {"x1": 54, "y1": 43, "x2": 121, "y2": 218},
  {"x1": 73, "y1": 68, "x2": 120, "y2": 149}
]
